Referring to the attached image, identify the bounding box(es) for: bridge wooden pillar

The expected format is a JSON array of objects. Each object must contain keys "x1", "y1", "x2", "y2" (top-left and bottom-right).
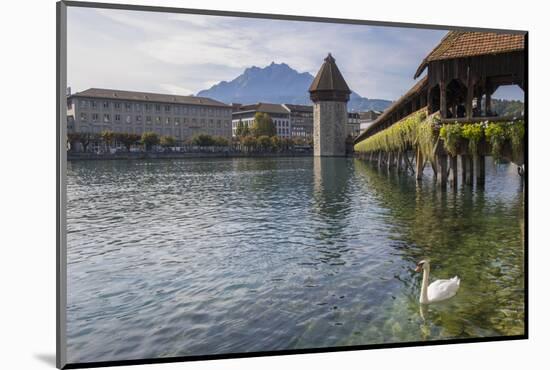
[
  {"x1": 415, "y1": 147, "x2": 424, "y2": 180},
  {"x1": 475, "y1": 154, "x2": 486, "y2": 186},
  {"x1": 449, "y1": 156, "x2": 458, "y2": 189},
  {"x1": 461, "y1": 154, "x2": 474, "y2": 185},
  {"x1": 397, "y1": 151, "x2": 404, "y2": 172},
  {"x1": 378, "y1": 151, "x2": 383, "y2": 168},
  {"x1": 440, "y1": 77, "x2": 448, "y2": 118},
  {"x1": 387, "y1": 151, "x2": 394, "y2": 171},
  {"x1": 436, "y1": 153, "x2": 448, "y2": 188}
]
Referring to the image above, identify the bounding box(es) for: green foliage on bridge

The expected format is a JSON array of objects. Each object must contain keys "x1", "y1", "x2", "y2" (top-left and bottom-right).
[
  {"x1": 440, "y1": 120, "x2": 524, "y2": 160},
  {"x1": 354, "y1": 109, "x2": 438, "y2": 161},
  {"x1": 355, "y1": 109, "x2": 525, "y2": 162}
]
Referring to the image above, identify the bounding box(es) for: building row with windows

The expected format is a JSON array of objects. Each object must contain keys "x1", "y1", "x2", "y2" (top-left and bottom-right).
[
  {"x1": 230, "y1": 103, "x2": 366, "y2": 140},
  {"x1": 231, "y1": 103, "x2": 295, "y2": 138},
  {"x1": 67, "y1": 88, "x2": 379, "y2": 142},
  {"x1": 67, "y1": 88, "x2": 233, "y2": 140},
  {"x1": 358, "y1": 110, "x2": 382, "y2": 132}
]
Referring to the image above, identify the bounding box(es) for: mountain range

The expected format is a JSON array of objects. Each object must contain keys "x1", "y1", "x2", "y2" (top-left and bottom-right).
[{"x1": 196, "y1": 62, "x2": 392, "y2": 112}]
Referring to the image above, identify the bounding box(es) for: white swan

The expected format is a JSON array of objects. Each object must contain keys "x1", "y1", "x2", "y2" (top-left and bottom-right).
[{"x1": 415, "y1": 260, "x2": 460, "y2": 304}]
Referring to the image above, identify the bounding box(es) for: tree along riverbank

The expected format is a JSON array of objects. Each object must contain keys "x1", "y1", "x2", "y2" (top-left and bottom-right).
[{"x1": 68, "y1": 150, "x2": 313, "y2": 161}]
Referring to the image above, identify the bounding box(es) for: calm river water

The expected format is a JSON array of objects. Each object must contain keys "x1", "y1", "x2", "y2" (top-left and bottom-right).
[{"x1": 66, "y1": 157, "x2": 525, "y2": 363}]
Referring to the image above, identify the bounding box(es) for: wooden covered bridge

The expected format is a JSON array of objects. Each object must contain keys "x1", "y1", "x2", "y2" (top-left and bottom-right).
[{"x1": 354, "y1": 31, "x2": 526, "y2": 188}]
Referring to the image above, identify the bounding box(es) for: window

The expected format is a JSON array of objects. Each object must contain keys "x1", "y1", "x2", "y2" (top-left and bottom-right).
[
  {"x1": 155, "y1": 116, "x2": 161, "y2": 125},
  {"x1": 164, "y1": 105, "x2": 171, "y2": 113},
  {"x1": 80, "y1": 112, "x2": 88, "y2": 121},
  {"x1": 146, "y1": 116, "x2": 152, "y2": 124},
  {"x1": 114, "y1": 102, "x2": 121, "y2": 110},
  {"x1": 79, "y1": 100, "x2": 88, "y2": 109},
  {"x1": 175, "y1": 117, "x2": 180, "y2": 125},
  {"x1": 103, "y1": 101, "x2": 110, "y2": 109},
  {"x1": 103, "y1": 114, "x2": 110, "y2": 123},
  {"x1": 165, "y1": 117, "x2": 171, "y2": 124},
  {"x1": 183, "y1": 106, "x2": 188, "y2": 114},
  {"x1": 115, "y1": 114, "x2": 121, "y2": 122},
  {"x1": 155, "y1": 104, "x2": 161, "y2": 113},
  {"x1": 126, "y1": 115, "x2": 132, "y2": 124},
  {"x1": 174, "y1": 106, "x2": 179, "y2": 114},
  {"x1": 136, "y1": 115, "x2": 142, "y2": 123},
  {"x1": 92, "y1": 113, "x2": 99, "y2": 122},
  {"x1": 91, "y1": 100, "x2": 98, "y2": 109},
  {"x1": 135, "y1": 103, "x2": 142, "y2": 112},
  {"x1": 125, "y1": 103, "x2": 132, "y2": 112},
  {"x1": 145, "y1": 104, "x2": 152, "y2": 112}
]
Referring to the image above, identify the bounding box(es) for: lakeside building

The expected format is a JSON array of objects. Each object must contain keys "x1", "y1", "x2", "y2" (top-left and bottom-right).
[
  {"x1": 67, "y1": 88, "x2": 233, "y2": 141},
  {"x1": 347, "y1": 112, "x2": 361, "y2": 137},
  {"x1": 231, "y1": 102, "x2": 360, "y2": 140},
  {"x1": 359, "y1": 110, "x2": 382, "y2": 132},
  {"x1": 283, "y1": 104, "x2": 314, "y2": 139},
  {"x1": 232, "y1": 103, "x2": 292, "y2": 138}
]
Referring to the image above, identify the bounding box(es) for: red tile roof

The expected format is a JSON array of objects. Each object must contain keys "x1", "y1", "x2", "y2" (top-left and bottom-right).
[{"x1": 414, "y1": 31, "x2": 525, "y2": 78}]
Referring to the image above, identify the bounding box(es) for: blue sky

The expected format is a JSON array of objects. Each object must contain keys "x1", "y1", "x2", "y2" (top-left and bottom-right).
[{"x1": 67, "y1": 7, "x2": 522, "y2": 101}]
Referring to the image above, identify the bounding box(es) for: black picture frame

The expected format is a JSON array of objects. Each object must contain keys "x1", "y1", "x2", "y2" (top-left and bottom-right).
[{"x1": 56, "y1": 1, "x2": 528, "y2": 368}]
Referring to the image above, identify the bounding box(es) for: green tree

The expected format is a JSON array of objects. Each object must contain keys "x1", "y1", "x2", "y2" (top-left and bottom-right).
[
  {"x1": 116, "y1": 133, "x2": 141, "y2": 151},
  {"x1": 257, "y1": 135, "x2": 272, "y2": 151},
  {"x1": 242, "y1": 123, "x2": 251, "y2": 136},
  {"x1": 235, "y1": 120, "x2": 244, "y2": 137},
  {"x1": 191, "y1": 134, "x2": 216, "y2": 147},
  {"x1": 213, "y1": 136, "x2": 229, "y2": 147},
  {"x1": 101, "y1": 130, "x2": 115, "y2": 149},
  {"x1": 251, "y1": 112, "x2": 276, "y2": 137},
  {"x1": 242, "y1": 136, "x2": 257, "y2": 151},
  {"x1": 141, "y1": 131, "x2": 160, "y2": 151},
  {"x1": 270, "y1": 136, "x2": 281, "y2": 152},
  {"x1": 160, "y1": 135, "x2": 177, "y2": 147}
]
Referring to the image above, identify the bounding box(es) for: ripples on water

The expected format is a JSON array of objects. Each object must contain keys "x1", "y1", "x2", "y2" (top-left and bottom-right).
[{"x1": 66, "y1": 157, "x2": 524, "y2": 362}]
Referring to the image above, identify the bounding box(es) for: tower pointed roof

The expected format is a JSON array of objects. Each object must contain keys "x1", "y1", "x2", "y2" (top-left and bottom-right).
[{"x1": 309, "y1": 53, "x2": 351, "y2": 102}]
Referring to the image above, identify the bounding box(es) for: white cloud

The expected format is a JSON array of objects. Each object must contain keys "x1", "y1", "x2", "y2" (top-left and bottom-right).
[{"x1": 67, "y1": 7, "x2": 446, "y2": 100}]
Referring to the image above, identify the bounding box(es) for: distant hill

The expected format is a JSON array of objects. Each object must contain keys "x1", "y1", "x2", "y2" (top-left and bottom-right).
[{"x1": 196, "y1": 62, "x2": 392, "y2": 112}]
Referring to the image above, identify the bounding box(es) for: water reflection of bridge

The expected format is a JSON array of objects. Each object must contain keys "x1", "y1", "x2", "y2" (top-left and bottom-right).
[
  {"x1": 352, "y1": 159, "x2": 525, "y2": 338},
  {"x1": 355, "y1": 31, "x2": 526, "y2": 189}
]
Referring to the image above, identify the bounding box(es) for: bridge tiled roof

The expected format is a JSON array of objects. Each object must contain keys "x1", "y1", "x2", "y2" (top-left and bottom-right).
[{"x1": 414, "y1": 31, "x2": 525, "y2": 78}]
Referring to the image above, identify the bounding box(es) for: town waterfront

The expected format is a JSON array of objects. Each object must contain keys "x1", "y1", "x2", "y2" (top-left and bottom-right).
[{"x1": 66, "y1": 157, "x2": 524, "y2": 363}]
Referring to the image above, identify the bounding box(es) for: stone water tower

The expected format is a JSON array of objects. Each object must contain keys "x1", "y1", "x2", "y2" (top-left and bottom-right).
[{"x1": 309, "y1": 53, "x2": 351, "y2": 157}]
